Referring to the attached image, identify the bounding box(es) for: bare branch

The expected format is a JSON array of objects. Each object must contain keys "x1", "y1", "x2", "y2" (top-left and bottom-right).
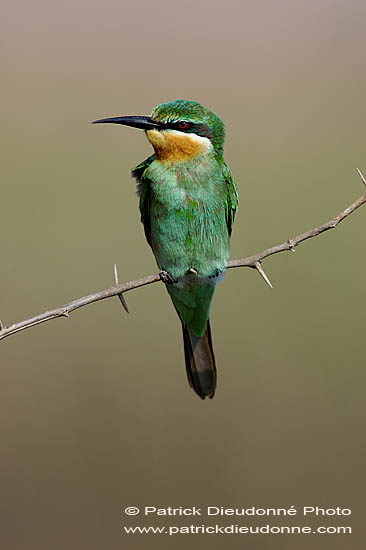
[
  {"x1": 0, "y1": 274, "x2": 159, "y2": 342},
  {"x1": 227, "y1": 171, "x2": 366, "y2": 269},
  {"x1": 1, "y1": 172, "x2": 365, "y2": 343}
]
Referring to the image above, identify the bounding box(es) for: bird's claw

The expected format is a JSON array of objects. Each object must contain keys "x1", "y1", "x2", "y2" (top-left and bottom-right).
[
  {"x1": 208, "y1": 269, "x2": 221, "y2": 279},
  {"x1": 159, "y1": 269, "x2": 178, "y2": 285}
]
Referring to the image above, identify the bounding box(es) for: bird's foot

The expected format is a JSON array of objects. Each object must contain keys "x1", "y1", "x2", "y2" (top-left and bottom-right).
[
  {"x1": 159, "y1": 269, "x2": 178, "y2": 285},
  {"x1": 208, "y1": 268, "x2": 222, "y2": 280}
]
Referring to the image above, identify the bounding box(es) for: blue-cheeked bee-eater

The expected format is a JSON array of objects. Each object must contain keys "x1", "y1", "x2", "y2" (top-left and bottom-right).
[{"x1": 93, "y1": 100, "x2": 238, "y2": 399}]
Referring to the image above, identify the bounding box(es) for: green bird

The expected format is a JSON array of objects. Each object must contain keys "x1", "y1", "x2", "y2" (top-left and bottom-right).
[{"x1": 93, "y1": 100, "x2": 238, "y2": 399}]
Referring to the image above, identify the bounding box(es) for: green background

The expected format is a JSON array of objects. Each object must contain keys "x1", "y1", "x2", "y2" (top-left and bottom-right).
[{"x1": 2, "y1": 1, "x2": 365, "y2": 548}]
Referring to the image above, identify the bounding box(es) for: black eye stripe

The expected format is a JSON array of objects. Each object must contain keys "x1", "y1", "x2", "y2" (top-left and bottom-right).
[
  {"x1": 163, "y1": 121, "x2": 192, "y2": 131},
  {"x1": 160, "y1": 121, "x2": 213, "y2": 140}
]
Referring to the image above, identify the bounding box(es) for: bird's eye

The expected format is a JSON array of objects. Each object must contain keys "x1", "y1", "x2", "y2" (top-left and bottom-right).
[{"x1": 177, "y1": 121, "x2": 190, "y2": 130}]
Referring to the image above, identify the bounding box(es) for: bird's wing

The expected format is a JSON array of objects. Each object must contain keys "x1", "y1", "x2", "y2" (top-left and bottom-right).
[
  {"x1": 222, "y1": 161, "x2": 238, "y2": 236},
  {"x1": 131, "y1": 155, "x2": 154, "y2": 248}
]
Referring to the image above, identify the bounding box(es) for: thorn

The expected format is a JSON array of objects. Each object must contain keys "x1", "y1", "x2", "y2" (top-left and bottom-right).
[
  {"x1": 61, "y1": 310, "x2": 69, "y2": 318},
  {"x1": 0, "y1": 319, "x2": 3, "y2": 330},
  {"x1": 118, "y1": 294, "x2": 129, "y2": 314},
  {"x1": 187, "y1": 267, "x2": 197, "y2": 274},
  {"x1": 254, "y1": 261, "x2": 273, "y2": 289},
  {"x1": 357, "y1": 168, "x2": 366, "y2": 187},
  {"x1": 113, "y1": 263, "x2": 119, "y2": 285},
  {"x1": 113, "y1": 263, "x2": 129, "y2": 313}
]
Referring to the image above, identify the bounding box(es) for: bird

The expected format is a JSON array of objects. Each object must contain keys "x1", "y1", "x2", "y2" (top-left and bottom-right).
[{"x1": 93, "y1": 100, "x2": 238, "y2": 399}]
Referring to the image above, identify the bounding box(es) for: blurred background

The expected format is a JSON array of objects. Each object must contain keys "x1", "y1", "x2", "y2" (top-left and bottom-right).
[{"x1": 1, "y1": 1, "x2": 365, "y2": 548}]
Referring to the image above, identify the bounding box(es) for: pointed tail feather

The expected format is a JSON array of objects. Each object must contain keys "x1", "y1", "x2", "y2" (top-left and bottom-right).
[{"x1": 182, "y1": 320, "x2": 217, "y2": 399}]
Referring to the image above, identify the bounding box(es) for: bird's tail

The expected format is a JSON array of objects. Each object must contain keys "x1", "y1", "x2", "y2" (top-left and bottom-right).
[{"x1": 182, "y1": 320, "x2": 216, "y2": 399}]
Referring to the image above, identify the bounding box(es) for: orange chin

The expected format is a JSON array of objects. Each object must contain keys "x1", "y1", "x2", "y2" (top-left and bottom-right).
[{"x1": 146, "y1": 129, "x2": 211, "y2": 162}]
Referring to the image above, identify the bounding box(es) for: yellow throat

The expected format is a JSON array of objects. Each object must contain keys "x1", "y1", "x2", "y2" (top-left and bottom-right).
[{"x1": 145, "y1": 129, "x2": 212, "y2": 162}]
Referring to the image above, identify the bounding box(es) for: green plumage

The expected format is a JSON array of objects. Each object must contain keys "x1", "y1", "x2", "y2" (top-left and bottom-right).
[
  {"x1": 137, "y1": 156, "x2": 235, "y2": 280},
  {"x1": 94, "y1": 99, "x2": 238, "y2": 398},
  {"x1": 132, "y1": 100, "x2": 238, "y2": 398}
]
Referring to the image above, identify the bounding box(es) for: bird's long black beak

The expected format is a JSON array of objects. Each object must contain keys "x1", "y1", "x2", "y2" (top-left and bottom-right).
[{"x1": 92, "y1": 115, "x2": 160, "y2": 130}]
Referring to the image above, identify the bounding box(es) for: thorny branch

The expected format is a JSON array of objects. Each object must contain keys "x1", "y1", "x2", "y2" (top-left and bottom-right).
[{"x1": 0, "y1": 169, "x2": 365, "y2": 342}]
